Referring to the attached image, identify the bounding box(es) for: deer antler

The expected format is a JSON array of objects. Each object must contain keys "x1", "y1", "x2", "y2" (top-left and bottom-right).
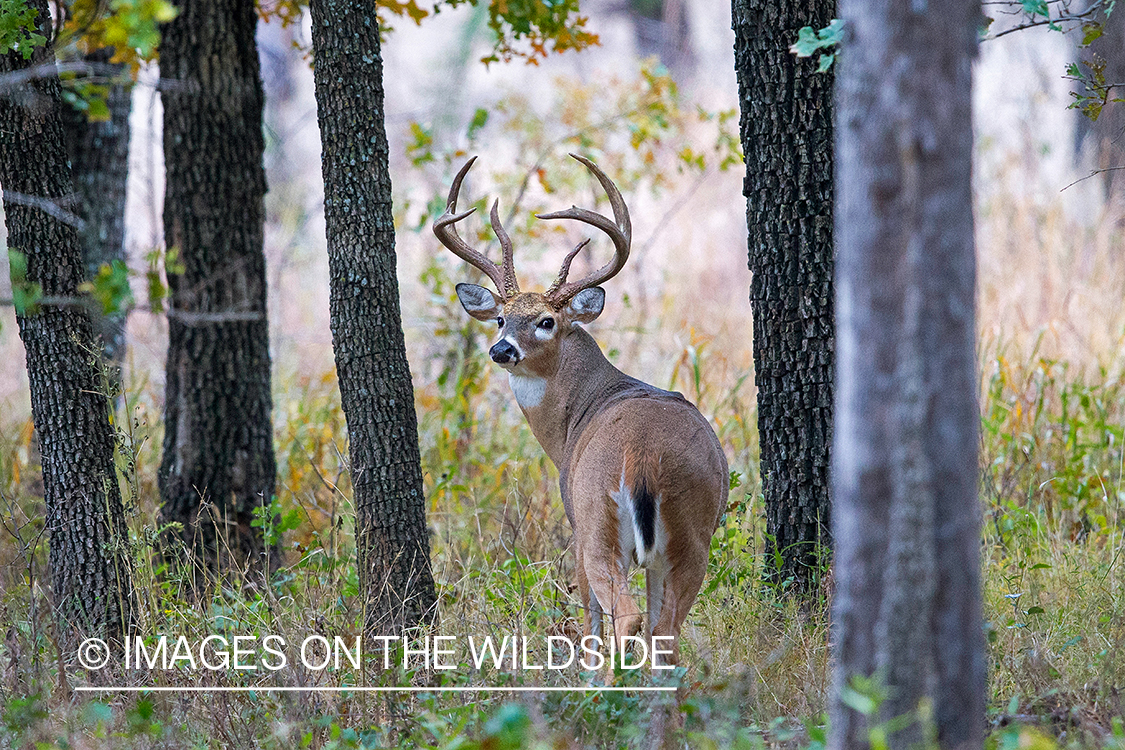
[
  {"x1": 433, "y1": 157, "x2": 520, "y2": 300},
  {"x1": 540, "y1": 154, "x2": 632, "y2": 305}
]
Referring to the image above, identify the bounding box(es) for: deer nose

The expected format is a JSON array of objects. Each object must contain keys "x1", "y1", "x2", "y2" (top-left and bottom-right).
[{"x1": 489, "y1": 340, "x2": 520, "y2": 365}]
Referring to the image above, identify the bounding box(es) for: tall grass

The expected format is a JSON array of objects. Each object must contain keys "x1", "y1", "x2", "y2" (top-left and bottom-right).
[{"x1": 2, "y1": 288, "x2": 1124, "y2": 747}]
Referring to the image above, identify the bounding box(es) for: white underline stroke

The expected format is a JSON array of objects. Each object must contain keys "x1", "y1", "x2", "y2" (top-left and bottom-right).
[{"x1": 74, "y1": 685, "x2": 676, "y2": 693}]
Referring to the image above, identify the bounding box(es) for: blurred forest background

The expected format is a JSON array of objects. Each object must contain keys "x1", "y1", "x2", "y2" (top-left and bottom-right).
[
  {"x1": 1, "y1": 0, "x2": 1125, "y2": 747},
  {"x1": 7, "y1": 0, "x2": 1121, "y2": 412}
]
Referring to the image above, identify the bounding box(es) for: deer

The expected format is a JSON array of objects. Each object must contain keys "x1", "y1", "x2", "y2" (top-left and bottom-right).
[{"x1": 434, "y1": 154, "x2": 728, "y2": 669}]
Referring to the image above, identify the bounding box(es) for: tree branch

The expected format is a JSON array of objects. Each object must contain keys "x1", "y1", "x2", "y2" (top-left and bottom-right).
[
  {"x1": 0, "y1": 60, "x2": 121, "y2": 96},
  {"x1": 1, "y1": 190, "x2": 86, "y2": 229},
  {"x1": 1060, "y1": 165, "x2": 1125, "y2": 191}
]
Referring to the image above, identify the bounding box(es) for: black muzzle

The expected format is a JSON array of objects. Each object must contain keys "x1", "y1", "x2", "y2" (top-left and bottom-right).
[{"x1": 489, "y1": 340, "x2": 519, "y2": 365}]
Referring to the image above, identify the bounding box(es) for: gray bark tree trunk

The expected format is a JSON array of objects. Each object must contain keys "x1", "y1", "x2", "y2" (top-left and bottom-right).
[
  {"x1": 732, "y1": 0, "x2": 836, "y2": 592},
  {"x1": 309, "y1": 0, "x2": 438, "y2": 635},
  {"x1": 158, "y1": 0, "x2": 276, "y2": 571},
  {"x1": 830, "y1": 1, "x2": 985, "y2": 748},
  {"x1": 0, "y1": 2, "x2": 134, "y2": 646},
  {"x1": 60, "y1": 49, "x2": 131, "y2": 369}
]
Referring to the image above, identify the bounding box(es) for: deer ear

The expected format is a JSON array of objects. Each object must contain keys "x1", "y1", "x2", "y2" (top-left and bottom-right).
[
  {"x1": 566, "y1": 287, "x2": 605, "y2": 324},
  {"x1": 456, "y1": 283, "x2": 502, "y2": 321}
]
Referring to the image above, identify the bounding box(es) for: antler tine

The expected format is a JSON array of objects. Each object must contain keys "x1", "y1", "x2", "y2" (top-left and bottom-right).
[
  {"x1": 544, "y1": 239, "x2": 590, "y2": 298},
  {"x1": 489, "y1": 199, "x2": 519, "y2": 298},
  {"x1": 432, "y1": 156, "x2": 509, "y2": 298},
  {"x1": 537, "y1": 153, "x2": 632, "y2": 305}
]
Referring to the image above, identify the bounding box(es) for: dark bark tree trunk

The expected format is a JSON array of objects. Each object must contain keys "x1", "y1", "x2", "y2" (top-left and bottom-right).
[
  {"x1": 732, "y1": 0, "x2": 835, "y2": 592},
  {"x1": 158, "y1": 0, "x2": 276, "y2": 572},
  {"x1": 60, "y1": 49, "x2": 131, "y2": 369},
  {"x1": 0, "y1": 3, "x2": 134, "y2": 646},
  {"x1": 830, "y1": 0, "x2": 985, "y2": 748},
  {"x1": 309, "y1": 0, "x2": 438, "y2": 635}
]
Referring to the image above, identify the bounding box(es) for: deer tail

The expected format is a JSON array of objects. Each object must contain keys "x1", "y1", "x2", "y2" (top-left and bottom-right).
[{"x1": 620, "y1": 448, "x2": 660, "y2": 567}]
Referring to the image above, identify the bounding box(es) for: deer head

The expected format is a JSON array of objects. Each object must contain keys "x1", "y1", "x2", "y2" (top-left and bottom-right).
[{"x1": 433, "y1": 154, "x2": 631, "y2": 380}]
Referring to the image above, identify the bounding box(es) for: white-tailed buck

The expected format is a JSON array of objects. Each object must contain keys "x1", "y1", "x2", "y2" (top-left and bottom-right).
[{"x1": 435, "y1": 154, "x2": 728, "y2": 667}]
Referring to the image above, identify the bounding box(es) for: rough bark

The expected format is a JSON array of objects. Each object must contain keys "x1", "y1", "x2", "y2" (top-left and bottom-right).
[
  {"x1": 0, "y1": 3, "x2": 134, "y2": 646},
  {"x1": 732, "y1": 0, "x2": 835, "y2": 591},
  {"x1": 158, "y1": 0, "x2": 276, "y2": 571},
  {"x1": 60, "y1": 49, "x2": 131, "y2": 368},
  {"x1": 829, "y1": 1, "x2": 985, "y2": 748},
  {"x1": 309, "y1": 0, "x2": 438, "y2": 634}
]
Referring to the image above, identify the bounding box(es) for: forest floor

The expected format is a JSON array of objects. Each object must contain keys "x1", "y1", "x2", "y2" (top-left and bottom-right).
[{"x1": 0, "y1": 296, "x2": 1123, "y2": 748}]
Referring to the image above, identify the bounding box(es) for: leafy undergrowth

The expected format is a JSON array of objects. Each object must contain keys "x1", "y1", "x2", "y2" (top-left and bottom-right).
[{"x1": 0, "y1": 329, "x2": 1123, "y2": 748}]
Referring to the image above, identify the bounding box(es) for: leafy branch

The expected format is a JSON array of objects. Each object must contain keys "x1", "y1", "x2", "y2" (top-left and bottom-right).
[
  {"x1": 789, "y1": 19, "x2": 844, "y2": 73},
  {"x1": 2, "y1": 246, "x2": 183, "y2": 329},
  {"x1": 379, "y1": 0, "x2": 599, "y2": 66},
  {"x1": 980, "y1": 0, "x2": 1119, "y2": 125},
  {"x1": 1065, "y1": 56, "x2": 1125, "y2": 122},
  {"x1": 0, "y1": 0, "x2": 47, "y2": 60},
  {"x1": 981, "y1": 0, "x2": 1105, "y2": 40}
]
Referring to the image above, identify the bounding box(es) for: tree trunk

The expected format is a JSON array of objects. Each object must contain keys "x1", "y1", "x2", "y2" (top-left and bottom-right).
[
  {"x1": 309, "y1": 0, "x2": 437, "y2": 635},
  {"x1": 830, "y1": 1, "x2": 985, "y2": 748},
  {"x1": 158, "y1": 0, "x2": 276, "y2": 572},
  {"x1": 732, "y1": 0, "x2": 835, "y2": 592},
  {"x1": 60, "y1": 49, "x2": 131, "y2": 370},
  {"x1": 0, "y1": 3, "x2": 134, "y2": 646}
]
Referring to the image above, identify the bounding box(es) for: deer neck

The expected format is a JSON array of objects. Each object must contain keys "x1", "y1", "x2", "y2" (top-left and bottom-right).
[{"x1": 509, "y1": 326, "x2": 627, "y2": 469}]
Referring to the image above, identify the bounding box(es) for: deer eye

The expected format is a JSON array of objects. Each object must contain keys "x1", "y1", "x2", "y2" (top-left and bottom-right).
[
  {"x1": 496, "y1": 316, "x2": 505, "y2": 329},
  {"x1": 538, "y1": 318, "x2": 555, "y2": 331}
]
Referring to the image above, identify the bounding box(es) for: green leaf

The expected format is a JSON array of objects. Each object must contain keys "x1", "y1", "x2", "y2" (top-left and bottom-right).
[
  {"x1": 406, "y1": 121, "x2": 435, "y2": 166},
  {"x1": 790, "y1": 25, "x2": 823, "y2": 58},
  {"x1": 1059, "y1": 635, "x2": 1083, "y2": 652},
  {"x1": 790, "y1": 19, "x2": 844, "y2": 72},
  {"x1": 7, "y1": 249, "x2": 42, "y2": 315},
  {"x1": 1020, "y1": 0, "x2": 1049, "y2": 17},
  {"x1": 82, "y1": 702, "x2": 113, "y2": 726},
  {"x1": 64, "y1": 0, "x2": 179, "y2": 70},
  {"x1": 79, "y1": 259, "x2": 134, "y2": 315},
  {"x1": 819, "y1": 18, "x2": 845, "y2": 45},
  {"x1": 839, "y1": 684, "x2": 878, "y2": 716},
  {"x1": 8, "y1": 249, "x2": 28, "y2": 282},
  {"x1": 467, "y1": 107, "x2": 489, "y2": 140},
  {"x1": 0, "y1": 0, "x2": 47, "y2": 59}
]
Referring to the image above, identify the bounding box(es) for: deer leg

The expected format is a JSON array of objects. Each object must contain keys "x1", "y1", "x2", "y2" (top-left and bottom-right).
[
  {"x1": 583, "y1": 553, "x2": 642, "y2": 671},
  {"x1": 576, "y1": 545, "x2": 603, "y2": 639},
  {"x1": 652, "y1": 561, "x2": 706, "y2": 668},
  {"x1": 645, "y1": 564, "x2": 666, "y2": 638}
]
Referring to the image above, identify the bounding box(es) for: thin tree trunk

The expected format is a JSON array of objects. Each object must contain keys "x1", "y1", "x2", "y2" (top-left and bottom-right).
[
  {"x1": 830, "y1": 1, "x2": 985, "y2": 748},
  {"x1": 60, "y1": 49, "x2": 131, "y2": 370},
  {"x1": 732, "y1": 0, "x2": 835, "y2": 592},
  {"x1": 0, "y1": 2, "x2": 134, "y2": 647},
  {"x1": 158, "y1": 0, "x2": 276, "y2": 572},
  {"x1": 309, "y1": 0, "x2": 437, "y2": 635}
]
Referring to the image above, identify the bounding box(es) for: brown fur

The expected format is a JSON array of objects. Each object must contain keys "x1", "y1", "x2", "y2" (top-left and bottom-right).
[{"x1": 457, "y1": 288, "x2": 728, "y2": 673}]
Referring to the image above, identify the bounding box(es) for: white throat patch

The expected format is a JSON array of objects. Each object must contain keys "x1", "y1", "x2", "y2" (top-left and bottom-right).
[{"x1": 509, "y1": 373, "x2": 547, "y2": 409}]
